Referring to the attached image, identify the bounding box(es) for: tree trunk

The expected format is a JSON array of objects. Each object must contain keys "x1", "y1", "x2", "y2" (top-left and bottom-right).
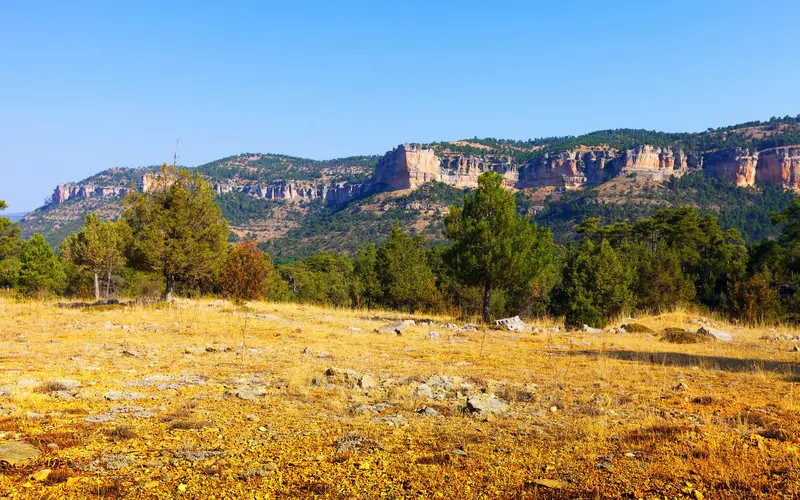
[
  {"x1": 482, "y1": 281, "x2": 491, "y2": 324},
  {"x1": 165, "y1": 275, "x2": 175, "y2": 302},
  {"x1": 93, "y1": 272, "x2": 100, "y2": 301},
  {"x1": 106, "y1": 269, "x2": 111, "y2": 298}
]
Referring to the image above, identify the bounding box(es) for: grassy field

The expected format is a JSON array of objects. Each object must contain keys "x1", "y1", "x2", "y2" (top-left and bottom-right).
[{"x1": 0, "y1": 298, "x2": 799, "y2": 498}]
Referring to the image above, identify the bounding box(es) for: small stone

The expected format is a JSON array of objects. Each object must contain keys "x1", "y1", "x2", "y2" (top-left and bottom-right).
[
  {"x1": 531, "y1": 478, "x2": 566, "y2": 489},
  {"x1": 0, "y1": 441, "x2": 41, "y2": 465},
  {"x1": 358, "y1": 374, "x2": 377, "y2": 389},
  {"x1": 30, "y1": 469, "x2": 52, "y2": 481},
  {"x1": 451, "y1": 449, "x2": 466, "y2": 456},
  {"x1": 258, "y1": 426, "x2": 267, "y2": 432},
  {"x1": 264, "y1": 462, "x2": 278, "y2": 471},
  {"x1": 413, "y1": 384, "x2": 433, "y2": 399},
  {"x1": 673, "y1": 382, "x2": 690, "y2": 392},
  {"x1": 549, "y1": 406, "x2": 558, "y2": 413},
  {"x1": 178, "y1": 483, "x2": 187, "y2": 493},
  {"x1": 46, "y1": 443, "x2": 59, "y2": 451}
]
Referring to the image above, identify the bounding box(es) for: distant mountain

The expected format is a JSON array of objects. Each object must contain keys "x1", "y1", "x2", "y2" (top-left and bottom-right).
[
  {"x1": 6, "y1": 213, "x2": 27, "y2": 223},
  {"x1": 19, "y1": 114, "x2": 800, "y2": 257}
]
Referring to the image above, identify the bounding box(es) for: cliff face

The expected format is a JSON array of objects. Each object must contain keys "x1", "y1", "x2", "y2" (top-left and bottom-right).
[
  {"x1": 755, "y1": 147, "x2": 800, "y2": 189},
  {"x1": 373, "y1": 144, "x2": 690, "y2": 192},
  {"x1": 703, "y1": 146, "x2": 800, "y2": 189},
  {"x1": 51, "y1": 183, "x2": 129, "y2": 205},
  {"x1": 703, "y1": 148, "x2": 758, "y2": 187}
]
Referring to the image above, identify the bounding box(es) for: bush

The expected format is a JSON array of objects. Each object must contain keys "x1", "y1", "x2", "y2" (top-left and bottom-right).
[
  {"x1": 623, "y1": 323, "x2": 654, "y2": 333},
  {"x1": 729, "y1": 275, "x2": 783, "y2": 326},
  {"x1": 567, "y1": 296, "x2": 607, "y2": 329},
  {"x1": 220, "y1": 241, "x2": 279, "y2": 302},
  {"x1": 661, "y1": 328, "x2": 706, "y2": 344}
]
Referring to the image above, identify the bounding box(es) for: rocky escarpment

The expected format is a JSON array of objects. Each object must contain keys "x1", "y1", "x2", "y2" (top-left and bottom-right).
[
  {"x1": 374, "y1": 144, "x2": 692, "y2": 192},
  {"x1": 703, "y1": 146, "x2": 800, "y2": 189},
  {"x1": 51, "y1": 183, "x2": 131, "y2": 205}
]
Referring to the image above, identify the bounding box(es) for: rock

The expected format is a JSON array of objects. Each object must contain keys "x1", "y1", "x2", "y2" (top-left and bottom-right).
[
  {"x1": 265, "y1": 462, "x2": 278, "y2": 472},
  {"x1": 0, "y1": 441, "x2": 40, "y2": 465},
  {"x1": 697, "y1": 327, "x2": 733, "y2": 342},
  {"x1": 30, "y1": 469, "x2": 52, "y2": 481},
  {"x1": 673, "y1": 382, "x2": 690, "y2": 391},
  {"x1": 530, "y1": 478, "x2": 567, "y2": 489},
  {"x1": 358, "y1": 374, "x2": 377, "y2": 390},
  {"x1": 495, "y1": 316, "x2": 529, "y2": 332},
  {"x1": 415, "y1": 406, "x2": 439, "y2": 417},
  {"x1": 375, "y1": 320, "x2": 415, "y2": 335},
  {"x1": 104, "y1": 390, "x2": 146, "y2": 401},
  {"x1": 225, "y1": 388, "x2": 267, "y2": 401},
  {"x1": 793, "y1": 346, "x2": 799, "y2": 352},
  {"x1": 347, "y1": 327, "x2": 362, "y2": 333},
  {"x1": 424, "y1": 331, "x2": 441, "y2": 340},
  {"x1": 413, "y1": 384, "x2": 433, "y2": 399},
  {"x1": 335, "y1": 433, "x2": 383, "y2": 453},
  {"x1": 302, "y1": 347, "x2": 313, "y2": 355},
  {"x1": 53, "y1": 379, "x2": 81, "y2": 390},
  {"x1": 318, "y1": 351, "x2": 332, "y2": 359},
  {"x1": 25, "y1": 411, "x2": 45, "y2": 420},
  {"x1": 581, "y1": 324, "x2": 603, "y2": 334},
  {"x1": 465, "y1": 394, "x2": 509, "y2": 417},
  {"x1": 451, "y1": 449, "x2": 466, "y2": 456}
]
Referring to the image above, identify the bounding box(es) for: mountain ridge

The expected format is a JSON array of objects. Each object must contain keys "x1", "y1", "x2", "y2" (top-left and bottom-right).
[{"x1": 18, "y1": 114, "x2": 800, "y2": 256}]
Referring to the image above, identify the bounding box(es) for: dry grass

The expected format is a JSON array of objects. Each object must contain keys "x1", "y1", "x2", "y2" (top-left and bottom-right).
[{"x1": 0, "y1": 297, "x2": 798, "y2": 498}]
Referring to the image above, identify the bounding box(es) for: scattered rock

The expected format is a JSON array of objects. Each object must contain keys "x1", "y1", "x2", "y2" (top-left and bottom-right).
[
  {"x1": 30, "y1": 469, "x2": 52, "y2": 481},
  {"x1": 413, "y1": 384, "x2": 433, "y2": 399},
  {"x1": 581, "y1": 324, "x2": 603, "y2": 334},
  {"x1": 104, "y1": 390, "x2": 146, "y2": 401},
  {"x1": 358, "y1": 374, "x2": 377, "y2": 389},
  {"x1": 697, "y1": 327, "x2": 733, "y2": 342},
  {"x1": 335, "y1": 433, "x2": 383, "y2": 453},
  {"x1": 673, "y1": 382, "x2": 690, "y2": 392},
  {"x1": 530, "y1": 478, "x2": 566, "y2": 489},
  {"x1": 416, "y1": 406, "x2": 439, "y2": 417},
  {"x1": 375, "y1": 320, "x2": 415, "y2": 335},
  {"x1": 424, "y1": 331, "x2": 441, "y2": 340},
  {"x1": 0, "y1": 441, "x2": 40, "y2": 465},
  {"x1": 495, "y1": 316, "x2": 530, "y2": 332},
  {"x1": 465, "y1": 394, "x2": 509, "y2": 418}
]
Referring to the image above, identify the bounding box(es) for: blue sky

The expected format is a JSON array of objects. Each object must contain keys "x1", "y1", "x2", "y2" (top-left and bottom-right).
[{"x1": 2, "y1": 1, "x2": 799, "y2": 212}]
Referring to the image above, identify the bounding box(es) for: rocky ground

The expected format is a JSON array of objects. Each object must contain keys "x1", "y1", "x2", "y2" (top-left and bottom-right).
[{"x1": 0, "y1": 299, "x2": 799, "y2": 499}]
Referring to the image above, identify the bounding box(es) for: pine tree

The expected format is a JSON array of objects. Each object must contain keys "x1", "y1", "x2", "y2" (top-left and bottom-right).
[
  {"x1": 60, "y1": 214, "x2": 126, "y2": 300},
  {"x1": 444, "y1": 171, "x2": 553, "y2": 322},
  {"x1": 123, "y1": 164, "x2": 229, "y2": 301},
  {"x1": 17, "y1": 234, "x2": 65, "y2": 296},
  {"x1": 377, "y1": 221, "x2": 441, "y2": 312},
  {"x1": 0, "y1": 200, "x2": 21, "y2": 288},
  {"x1": 354, "y1": 244, "x2": 381, "y2": 309}
]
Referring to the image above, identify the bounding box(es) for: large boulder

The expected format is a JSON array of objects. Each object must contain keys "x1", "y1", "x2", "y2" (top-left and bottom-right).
[
  {"x1": 495, "y1": 316, "x2": 530, "y2": 332},
  {"x1": 465, "y1": 394, "x2": 509, "y2": 418},
  {"x1": 697, "y1": 327, "x2": 733, "y2": 342}
]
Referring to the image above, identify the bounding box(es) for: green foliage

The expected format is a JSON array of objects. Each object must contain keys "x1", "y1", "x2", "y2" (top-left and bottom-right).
[
  {"x1": 376, "y1": 221, "x2": 442, "y2": 313},
  {"x1": 123, "y1": 164, "x2": 230, "y2": 300},
  {"x1": 0, "y1": 199, "x2": 21, "y2": 288},
  {"x1": 661, "y1": 328, "x2": 704, "y2": 344},
  {"x1": 444, "y1": 172, "x2": 554, "y2": 322},
  {"x1": 60, "y1": 213, "x2": 126, "y2": 300},
  {"x1": 217, "y1": 191, "x2": 278, "y2": 224},
  {"x1": 17, "y1": 234, "x2": 65, "y2": 296},
  {"x1": 729, "y1": 275, "x2": 783, "y2": 326},
  {"x1": 353, "y1": 244, "x2": 381, "y2": 309},
  {"x1": 553, "y1": 239, "x2": 633, "y2": 327},
  {"x1": 279, "y1": 252, "x2": 356, "y2": 307}
]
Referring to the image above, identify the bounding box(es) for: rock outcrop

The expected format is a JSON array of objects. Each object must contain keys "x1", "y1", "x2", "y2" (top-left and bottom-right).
[
  {"x1": 703, "y1": 148, "x2": 759, "y2": 187},
  {"x1": 755, "y1": 147, "x2": 800, "y2": 189},
  {"x1": 51, "y1": 183, "x2": 129, "y2": 205},
  {"x1": 703, "y1": 146, "x2": 800, "y2": 189}
]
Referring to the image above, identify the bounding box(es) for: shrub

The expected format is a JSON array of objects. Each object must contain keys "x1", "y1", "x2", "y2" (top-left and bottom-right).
[
  {"x1": 661, "y1": 328, "x2": 706, "y2": 344},
  {"x1": 729, "y1": 275, "x2": 783, "y2": 326},
  {"x1": 624, "y1": 323, "x2": 654, "y2": 333},
  {"x1": 567, "y1": 296, "x2": 607, "y2": 329}
]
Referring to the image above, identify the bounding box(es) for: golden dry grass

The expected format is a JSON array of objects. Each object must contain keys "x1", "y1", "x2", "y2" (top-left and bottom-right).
[{"x1": 0, "y1": 297, "x2": 799, "y2": 498}]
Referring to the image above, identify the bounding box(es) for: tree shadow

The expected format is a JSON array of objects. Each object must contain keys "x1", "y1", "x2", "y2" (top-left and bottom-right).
[{"x1": 569, "y1": 349, "x2": 800, "y2": 381}]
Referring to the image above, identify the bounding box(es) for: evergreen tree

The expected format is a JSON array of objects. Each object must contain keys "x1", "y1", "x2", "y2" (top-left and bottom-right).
[
  {"x1": 123, "y1": 164, "x2": 229, "y2": 300},
  {"x1": 552, "y1": 239, "x2": 633, "y2": 328},
  {"x1": 353, "y1": 244, "x2": 381, "y2": 309},
  {"x1": 0, "y1": 200, "x2": 21, "y2": 288},
  {"x1": 17, "y1": 234, "x2": 65, "y2": 296},
  {"x1": 444, "y1": 171, "x2": 553, "y2": 322},
  {"x1": 377, "y1": 221, "x2": 441, "y2": 312},
  {"x1": 60, "y1": 214, "x2": 126, "y2": 300}
]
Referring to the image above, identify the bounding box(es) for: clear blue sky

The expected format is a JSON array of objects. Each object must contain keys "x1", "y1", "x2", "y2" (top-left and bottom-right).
[{"x1": 2, "y1": 1, "x2": 799, "y2": 212}]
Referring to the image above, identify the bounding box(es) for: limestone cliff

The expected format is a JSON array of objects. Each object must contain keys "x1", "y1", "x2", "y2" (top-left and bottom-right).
[
  {"x1": 755, "y1": 147, "x2": 800, "y2": 189},
  {"x1": 703, "y1": 146, "x2": 800, "y2": 189},
  {"x1": 51, "y1": 183, "x2": 129, "y2": 205},
  {"x1": 702, "y1": 148, "x2": 758, "y2": 187}
]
